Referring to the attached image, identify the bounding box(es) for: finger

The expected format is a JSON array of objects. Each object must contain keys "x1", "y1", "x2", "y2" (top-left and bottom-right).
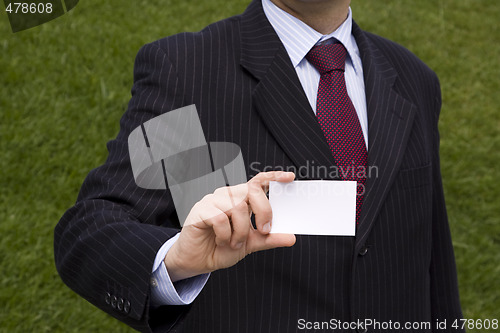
[
  {"x1": 246, "y1": 231, "x2": 296, "y2": 254},
  {"x1": 247, "y1": 171, "x2": 295, "y2": 234},
  {"x1": 195, "y1": 204, "x2": 232, "y2": 247},
  {"x1": 249, "y1": 171, "x2": 295, "y2": 193},
  {"x1": 212, "y1": 183, "x2": 249, "y2": 213},
  {"x1": 248, "y1": 181, "x2": 273, "y2": 234},
  {"x1": 228, "y1": 202, "x2": 252, "y2": 249},
  {"x1": 210, "y1": 185, "x2": 251, "y2": 248}
]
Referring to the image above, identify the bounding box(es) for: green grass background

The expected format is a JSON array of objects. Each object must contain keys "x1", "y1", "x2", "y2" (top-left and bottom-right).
[{"x1": 1, "y1": 0, "x2": 498, "y2": 331}]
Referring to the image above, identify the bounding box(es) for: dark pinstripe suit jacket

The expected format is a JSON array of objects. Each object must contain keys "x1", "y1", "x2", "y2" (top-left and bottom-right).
[{"x1": 54, "y1": 1, "x2": 464, "y2": 332}]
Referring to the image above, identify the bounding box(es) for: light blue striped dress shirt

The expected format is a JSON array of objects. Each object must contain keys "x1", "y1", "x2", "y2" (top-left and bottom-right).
[{"x1": 150, "y1": 0, "x2": 369, "y2": 306}]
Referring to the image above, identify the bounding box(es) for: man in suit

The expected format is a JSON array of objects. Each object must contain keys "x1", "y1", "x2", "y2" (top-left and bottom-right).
[{"x1": 54, "y1": 0, "x2": 464, "y2": 332}]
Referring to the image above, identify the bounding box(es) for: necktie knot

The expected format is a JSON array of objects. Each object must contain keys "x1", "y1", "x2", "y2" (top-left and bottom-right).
[{"x1": 306, "y1": 42, "x2": 347, "y2": 75}]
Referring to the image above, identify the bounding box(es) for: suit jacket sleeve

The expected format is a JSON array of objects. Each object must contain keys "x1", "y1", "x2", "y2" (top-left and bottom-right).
[
  {"x1": 429, "y1": 77, "x2": 464, "y2": 330},
  {"x1": 54, "y1": 42, "x2": 192, "y2": 332}
]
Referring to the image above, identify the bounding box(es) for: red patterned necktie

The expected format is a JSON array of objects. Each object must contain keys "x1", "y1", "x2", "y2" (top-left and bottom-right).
[{"x1": 306, "y1": 42, "x2": 368, "y2": 223}]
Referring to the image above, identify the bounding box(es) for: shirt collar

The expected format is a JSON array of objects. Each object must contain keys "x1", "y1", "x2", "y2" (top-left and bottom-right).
[{"x1": 262, "y1": 0, "x2": 362, "y2": 74}]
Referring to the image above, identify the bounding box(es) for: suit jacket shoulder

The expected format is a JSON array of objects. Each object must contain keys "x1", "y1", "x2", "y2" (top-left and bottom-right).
[
  {"x1": 145, "y1": 13, "x2": 242, "y2": 65},
  {"x1": 364, "y1": 31, "x2": 439, "y2": 80},
  {"x1": 362, "y1": 30, "x2": 441, "y2": 111}
]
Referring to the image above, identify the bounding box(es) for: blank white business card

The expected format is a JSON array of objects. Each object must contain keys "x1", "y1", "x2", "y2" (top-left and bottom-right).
[{"x1": 269, "y1": 180, "x2": 356, "y2": 236}]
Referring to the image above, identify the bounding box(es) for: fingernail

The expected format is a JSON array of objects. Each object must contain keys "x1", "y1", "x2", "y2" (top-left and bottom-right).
[
  {"x1": 263, "y1": 222, "x2": 271, "y2": 233},
  {"x1": 235, "y1": 242, "x2": 244, "y2": 249}
]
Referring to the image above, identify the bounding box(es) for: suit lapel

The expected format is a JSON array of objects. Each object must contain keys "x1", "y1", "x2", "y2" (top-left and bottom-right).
[
  {"x1": 239, "y1": 0, "x2": 337, "y2": 175},
  {"x1": 352, "y1": 23, "x2": 417, "y2": 251}
]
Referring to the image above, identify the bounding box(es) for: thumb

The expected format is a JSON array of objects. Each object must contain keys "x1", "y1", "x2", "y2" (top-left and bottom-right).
[{"x1": 246, "y1": 231, "x2": 296, "y2": 254}]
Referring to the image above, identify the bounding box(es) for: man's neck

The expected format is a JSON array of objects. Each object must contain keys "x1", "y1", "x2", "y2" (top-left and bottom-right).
[{"x1": 270, "y1": 0, "x2": 351, "y2": 35}]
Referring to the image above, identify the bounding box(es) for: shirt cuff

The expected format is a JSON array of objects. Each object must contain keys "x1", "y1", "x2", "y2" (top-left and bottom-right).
[{"x1": 150, "y1": 233, "x2": 210, "y2": 307}]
